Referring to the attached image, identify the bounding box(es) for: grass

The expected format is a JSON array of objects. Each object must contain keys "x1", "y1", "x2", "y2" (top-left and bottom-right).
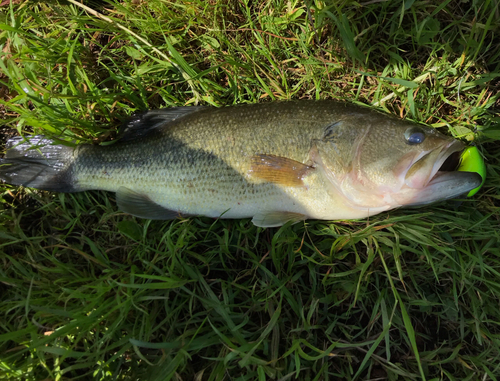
[{"x1": 0, "y1": 0, "x2": 499, "y2": 379}]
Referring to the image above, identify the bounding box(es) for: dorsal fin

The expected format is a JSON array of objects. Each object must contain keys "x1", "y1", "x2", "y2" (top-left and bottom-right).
[{"x1": 119, "y1": 107, "x2": 206, "y2": 141}]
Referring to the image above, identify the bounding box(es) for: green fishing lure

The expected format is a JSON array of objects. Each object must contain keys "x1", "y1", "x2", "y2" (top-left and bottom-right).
[{"x1": 458, "y1": 146, "x2": 486, "y2": 197}]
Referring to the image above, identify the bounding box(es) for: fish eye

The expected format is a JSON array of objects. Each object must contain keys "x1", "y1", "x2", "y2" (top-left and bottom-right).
[{"x1": 404, "y1": 127, "x2": 426, "y2": 145}]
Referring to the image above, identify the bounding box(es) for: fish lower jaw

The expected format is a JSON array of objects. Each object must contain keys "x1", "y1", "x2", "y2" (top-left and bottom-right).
[{"x1": 391, "y1": 171, "x2": 482, "y2": 207}]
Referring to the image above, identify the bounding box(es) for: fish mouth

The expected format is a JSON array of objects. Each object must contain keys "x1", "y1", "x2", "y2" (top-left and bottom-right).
[
  {"x1": 438, "y1": 150, "x2": 462, "y2": 172},
  {"x1": 427, "y1": 140, "x2": 465, "y2": 184},
  {"x1": 405, "y1": 140, "x2": 465, "y2": 188},
  {"x1": 403, "y1": 140, "x2": 482, "y2": 206}
]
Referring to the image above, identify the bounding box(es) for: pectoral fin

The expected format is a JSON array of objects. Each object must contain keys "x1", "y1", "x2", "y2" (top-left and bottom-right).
[
  {"x1": 249, "y1": 154, "x2": 313, "y2": 187},
  {"x1": 251, "y1": 211, "x2": 307, "y2": 227},
  {"x1": 116, "y1": 187, "x2": 187, "y2": 220}
]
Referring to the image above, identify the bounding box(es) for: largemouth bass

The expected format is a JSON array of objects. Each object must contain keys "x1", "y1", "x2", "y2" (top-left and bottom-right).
[{"x1": 0, "y1": 101, "x2": 481, "y2": 227}]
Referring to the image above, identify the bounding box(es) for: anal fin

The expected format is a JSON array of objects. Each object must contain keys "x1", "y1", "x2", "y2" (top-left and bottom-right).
[
  {"x1": 116, "y1": 187, "x2": 187, "y2": 220},
  {"x1": 251, "y1": 211, "x2": 306, "y2": 227}
]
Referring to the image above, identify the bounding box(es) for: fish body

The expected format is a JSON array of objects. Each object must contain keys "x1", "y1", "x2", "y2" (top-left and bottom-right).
[{"x1": 0, "y1": 101, "x2": 481, "y2": 227}]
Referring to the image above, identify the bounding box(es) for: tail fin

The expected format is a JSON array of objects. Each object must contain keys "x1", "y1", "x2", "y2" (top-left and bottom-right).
[{"x1": 0, "y1": 136, "x2": 77, "y2": 192}]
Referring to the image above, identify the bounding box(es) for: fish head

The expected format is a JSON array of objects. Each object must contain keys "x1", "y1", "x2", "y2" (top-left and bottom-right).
[{"x1": 317, "y1": 115, "x2": 482, "y2": 211}]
